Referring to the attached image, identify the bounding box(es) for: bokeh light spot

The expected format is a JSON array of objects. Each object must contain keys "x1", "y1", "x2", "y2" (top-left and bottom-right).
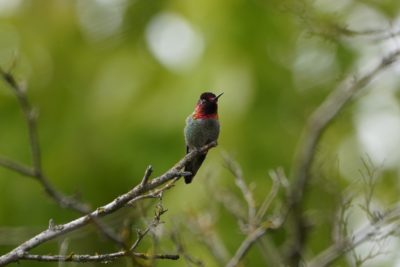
[
  {"x1": 355, "y1": 89, "x2": 400, "y2": 168},
  {"x1": 76, "y1": 0, "x2": 128, "y2": 42},
  {"x1": 145, "y1": 12, "x2": 204, "y2": 73},
  {"x1": 0, "y1": 0, "x2": 22, "y2": 17},
  {"x1": 292, "y1": 34, "x2": 338, "y2": 91}
]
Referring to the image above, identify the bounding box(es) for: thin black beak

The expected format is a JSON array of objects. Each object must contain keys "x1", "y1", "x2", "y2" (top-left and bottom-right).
[{"x1": 215, "y1": 92, "x2": 224, "y2": 101}]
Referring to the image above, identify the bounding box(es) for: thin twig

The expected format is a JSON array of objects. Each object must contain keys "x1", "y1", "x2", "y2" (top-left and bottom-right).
[
  {"x1": 0, "y1": 69, "x2": 123, "y2": 247},
  {"x1": 204, "y1": 172, "x2": 247, "y2": 223},
  {"x1": 0, "y1": 67, "x2": 88, "y2": 212},
  {"x1": 140, "y1": 165, "x2": 153, "y2": 187},
  {"x1": 307, "y1": 205, "x2": 400, "y2": 267},
  {"x1": 130, "y1": 206, "x2": 165, "y2": 252},
  {"x1": 171, "y1": 227, "x2": 205, "y2": 267},
  {"x1": 187, "y1": 212, "x2": 230, "y2": 265},
  {"x1": 222, "y1": 157, "x2": 285, "y2": 267},
  {"x1": 0, "y1": 142, "x2": 217, "y2": 266},
  {"x1": 0, "y1": 69, "x2": 42, "y2": 173},
  {"x1": 127, "y1": 175, "x2": 187, "y2": 206},
  {"x1": 225, "y1": 226, "x2": 268, "y2": 267},
  {"x1": 0, "y1": 68, "x2": 178, "y2": 254},
  {"x1": 255, "y1": 168, "x2": 283, "y2": 222},
  {"x1": 223, "y1": 154, "x2": 256, "y2": 226},
  {"x1": 0, "y1": 156, "x2": 35, "y2": 177},
  {"x1": 286, "y1": 49, "x2": 400, "y2": 266}
]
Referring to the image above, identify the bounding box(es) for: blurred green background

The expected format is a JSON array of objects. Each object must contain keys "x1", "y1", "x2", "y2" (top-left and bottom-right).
[{"x1": 1, "y1": 0, "x2": 400, "y2": 266}]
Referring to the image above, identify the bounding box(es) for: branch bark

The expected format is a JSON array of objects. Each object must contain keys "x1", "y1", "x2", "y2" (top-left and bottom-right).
[
  {"x1": 225, "y1": 226, "x2": 267, "y2": 267},
  {"x1": 0, "y1": 68, "x2": 91, "y2": 212},
  {"x1": 286, "y1": 49, "x2": 400, "y2": 266},
  {"x1": 307, "y1": 205, "x2": 400, "y2": 267},
  {"x1": 0, "y1": 142, "x2": 217, "y2": 266},
  {"x1": 0, "y1": 68, "x2": 127, "y2": 249},
  {"x1": 20, "y1": 252, "x2": 179, "y2": 263}
]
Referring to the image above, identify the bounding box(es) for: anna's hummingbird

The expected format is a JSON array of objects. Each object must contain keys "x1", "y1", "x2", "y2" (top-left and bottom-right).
[{"x1": 184, "y1": 92, "x2": 223, "y2": 184}]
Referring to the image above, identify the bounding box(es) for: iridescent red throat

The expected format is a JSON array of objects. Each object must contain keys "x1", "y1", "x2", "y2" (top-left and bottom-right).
[{"x1": 193, "y1": 104, "x2": 218, "y2": 119}]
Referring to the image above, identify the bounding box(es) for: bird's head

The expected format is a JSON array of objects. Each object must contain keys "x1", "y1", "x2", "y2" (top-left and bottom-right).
[{"x1": 193, "y1": 92, "x2": 223, "y2": 119}]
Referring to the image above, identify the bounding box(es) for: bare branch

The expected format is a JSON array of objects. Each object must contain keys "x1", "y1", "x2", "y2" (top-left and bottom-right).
[
  {"x1": 286, "y1": 49, "x2": 400, "y2": 266},
  {"x1": 204, "y1": 172, "x2": 247, "y2": 223},
  {"x1": 127, "y1": 174, "x2": 188, "y2": 206},
  {"x1": 358, "y1": 157, "x2": 381, "y2": 223},
  {"x1": 307, "y1": 205, "x2": 400, "y2": 267},
  {"x1": 140, "y1": 165, "x2": 153, "y2": 187},
  {"x1": 0, "y1": 142, "x2": 216, "y2": 266},
  {"x1": 0, "y1": 67, "x2": 89, "y2": 213},
  {"x1": 214, "y1": 189, "x2": 247, "y2": 223},
  {"x1": 187, "y1": 212, "x2": 230, "y2": 265},
  {"x1": 0, "y1": 68, "x2": 41, "y2": 174},
  {"x1": 20, "y1": 252, "x2": 179, "y2": 263},
  {"x1": 255, "y1": 168, "x2": 284, "y2": 222},
  {"x1": 0, "y1": 68, "x2": 217, "y2": 262},
  {"x1": 0, "y1": 156, "x2": 35, "y2": 177},
  {"x1": 221, "y1": 157, "x2": 286, "y2": 267},
  {"x1": 223, "y1": 154, "x2": 256, "y2": 226},
  {"x1": 130, "y1": 202, "x2": 167, "y2": 252},
  {"x1": 171, "y1": 227, "x2": 205, "y2": 267},
  {"x1": 332, "y1": 193, "x2": 352, "y2": 244},
  {"x1": 225, "y1": 226, "x2": 268, "y2": 267},
  {"x1": 0, "y1": 68, "x2": 137, "y2": 254}
]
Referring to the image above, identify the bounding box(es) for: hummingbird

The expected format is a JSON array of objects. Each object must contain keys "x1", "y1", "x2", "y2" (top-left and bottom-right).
[{"x1": 184, "y1": 92, "x2": 223, "y2": 184}]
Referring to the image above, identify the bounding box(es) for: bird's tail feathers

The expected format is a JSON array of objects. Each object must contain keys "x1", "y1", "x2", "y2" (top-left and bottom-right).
[{"x1": 184, "y1": 153, "x2": 206, "y2": 184}]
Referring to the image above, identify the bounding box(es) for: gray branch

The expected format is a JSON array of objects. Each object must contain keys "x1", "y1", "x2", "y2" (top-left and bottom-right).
[
  {"x1": 0, "y1": 156, "x2": 35, "y2": 177},
  {"x1": 0, "y1": 68, "x2": 129, "y2": 249},
  {"x1": 20, "y1": 252, "x2": 179, "y2": 263},
  {"x1": 223, "y1": 156, "x2": 285, "y2": 267},
  {"x1": 225, "y1": 226, "x2": 268, "y2": 267},
  {"x1": 0, "y1": 67, "x2": 89, "y2": 212},
  {"x1": 0, "y1": 142, "x2": 217, "y2": 266},
  {"x1": 286, "y1": 49, "x2": 400, "y2": 266},
  {"x1": 223, "y1": 154, "x2": 256, "y2": 226},
  {"x1": 307, "y1": 205, "x2": 400, "y2": 267}
]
